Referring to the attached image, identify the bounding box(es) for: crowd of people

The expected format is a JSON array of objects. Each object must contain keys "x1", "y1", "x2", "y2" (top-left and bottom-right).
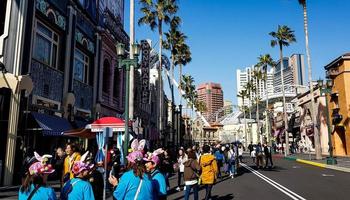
[
  {"x1": 248, "y1": 142, "x2": 274, "y2": 169},
  {"x1": 17, "y1": 140, "x2": 251, "y2": 200}
]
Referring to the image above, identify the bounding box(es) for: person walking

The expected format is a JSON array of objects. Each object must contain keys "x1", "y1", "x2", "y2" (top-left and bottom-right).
[
  {"x1": 183, "y1": 150, "x2": 201, "y2": 200},
  {"x1": 255, "y1": 143, "x2": 264, "y2": 169},
  {"x1": 61, "y1": 151, "x2": 95, "y2": 200},
  {"x1": 264, "y1": 144, "x2": 274, "y2": 168},
  {"x1": 176, "y1": 148, "x2": 188, "y2": 191},
  {"x1": 214, "y1": 146, "x2": 224, "y2": 179},
  {"x1": 200, "y1": 145, "x2": 218, "y2": 200},
  {"x1": 250, "y1": 146, "x2": 256, "y2": 164},
  {"x1": 144, "y1": 149, "x2": 167, "y2": 200},
  {"x1": 238, "y1": 144, "x2": 244, "y2": 163},
  {"x1": 109, "y1": 139, "x2": 153, "y2": 200},
  {"x1": 63, "y1": 143, "x2": 81, "y2": 182},
  {"x1": 227, "y1": 146, "x2": 236, "y2": 178},
  {"x1": 19, "y1": 152, "x2": 57, "y2": 200},
  {"x1": 248, "y1": 142, "x2": 254, "y2": 155}
]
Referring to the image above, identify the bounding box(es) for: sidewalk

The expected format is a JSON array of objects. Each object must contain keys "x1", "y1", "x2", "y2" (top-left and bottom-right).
[{"x1": 275, "y1": 153, "x2": 350, "y2": 173}]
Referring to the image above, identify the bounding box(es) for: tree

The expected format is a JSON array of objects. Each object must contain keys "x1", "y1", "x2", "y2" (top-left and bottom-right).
[
  {"x1": 257, "y1": 54, "x2": 276, "y2": 142},
  {"x1": 175, "y1": 42, "x2": 192, "y2": 104},
  {"x1": 298, "y1": 0, "x2": 321, "y2": 160},
  {"x1": 238, "y1": 89, "x2": 248, "y2": 146},
  {"x1": 244, "y1": 80, "x2": 255, "y2": 142},
  {"x1": 270, "y1": 25, "x2": 296, "y2": 155},
  {"x1": 253, "y1": 66, "x2": 264, "y2": 143},
  {"x1": 139, "y1": 0, "x2": 178, "y2": 136}
]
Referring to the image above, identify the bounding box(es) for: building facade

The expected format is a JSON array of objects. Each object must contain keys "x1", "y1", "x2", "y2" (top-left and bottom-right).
[
  {"x1": 197, "y1": 82, "x2": 224, "y2": 122},
  {"x1": 236, "y1": 66, "x2": 274, "y2": 107},
  {"x1": 324, "y1": 53, "x2": 350, "y2": 156}
]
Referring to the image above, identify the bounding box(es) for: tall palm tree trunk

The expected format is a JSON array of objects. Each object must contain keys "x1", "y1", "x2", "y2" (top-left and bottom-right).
[
  {"x1": 158, "y1": 21, "x2": 163, "y2": 141},
  {"x1": 303, "y1": 2, "x2": 321, "y2": 159},
  {"x1": 256, "y1": 78, "x2": 261, "y2": 144},
  {"x1": 179, "y1": 64, "x2": 183, "y2": 104},
  {"x1": 170, "y1": 57, "x2": 175, "y2": 145},
  {"x1": 243, "y1": 99, "x2": 247, "y2": 146},
  {"x1": 279, "y1": 44, "x2": 289, "y2": 156},
  {"x1": 265, "y1": 68, "x2": 270, "y2": 144}
]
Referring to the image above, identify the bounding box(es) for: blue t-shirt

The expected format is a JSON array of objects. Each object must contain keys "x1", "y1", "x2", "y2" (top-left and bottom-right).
[
  {"x1": 19, "y1": 184, "x2": 57, "y2": 200},
  {"x1": 151, "y1": 169, "x2": 167, "y2": 199},
  {"x1": 113, "y1": 170, "x2": 153, "y2": 200},
  {"x1": 61, "y1": 178, "x2": 95, "y2": 200}
]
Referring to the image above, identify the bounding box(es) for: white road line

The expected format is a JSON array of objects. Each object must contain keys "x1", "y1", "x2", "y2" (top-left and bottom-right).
[
  {"x1": 243, "y1": 164, "x2": 306, "y2": 200},
  {"x1": 241, "y1": 163, "x2": 307, "y2": 200}
]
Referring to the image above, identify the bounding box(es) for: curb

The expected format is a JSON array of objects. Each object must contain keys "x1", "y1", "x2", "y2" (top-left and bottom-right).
[{"x1": 284, "y1": 156, "x2": 350, "y2": 173}]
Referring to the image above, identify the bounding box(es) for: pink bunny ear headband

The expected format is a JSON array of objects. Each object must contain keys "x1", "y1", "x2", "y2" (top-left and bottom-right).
[
  {"x1": 29, "y1": 152, "x2": 55, "y2": 175},
  {"x1": 127, "y1": 139, "x2": 146, "y2": 163},
  {"x1": 72, "y1": 151, "x2": 94, "y2": 175}
]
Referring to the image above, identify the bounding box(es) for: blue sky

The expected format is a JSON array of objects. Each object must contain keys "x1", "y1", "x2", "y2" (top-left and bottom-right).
[{"x1": 125, "y1": 0, "x2": 350, "y2": 105}]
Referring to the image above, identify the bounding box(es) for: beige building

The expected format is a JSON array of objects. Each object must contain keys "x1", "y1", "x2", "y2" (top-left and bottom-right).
[{"x1": 324, "y1": 53, "x2": 350, "y2": 156}]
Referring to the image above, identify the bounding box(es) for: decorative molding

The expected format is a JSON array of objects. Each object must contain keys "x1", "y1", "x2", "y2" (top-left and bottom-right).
[
  {"x1": 36, "y1": 0, "x2": 66, "y2": 30},
  {"x1": 75, "y1": 29, "x2": 95, "y2": 53}
]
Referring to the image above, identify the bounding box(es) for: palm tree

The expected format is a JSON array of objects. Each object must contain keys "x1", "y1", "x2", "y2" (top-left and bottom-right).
[
  {"x1": 253, "y1": 66, "x2": 264, "y2": 144},
  {"x1": 195, "y1": 100, "x2": 207, "y2": 114},
  {"x1": 181, "y1": 74, "x2": 197, "y2": 140},
  {"x1": 244, "y1": 80, "x2": 255, "y2": 142},
  {"x1": 238, "y1": 89, "x2": 248, "y2": 146},
  {"x1": 270, "y1": 25, "x2": 296, "y2": 155},
  {"x1": 298, "y1": 0, "x2": 321, "y2": 160},
  {"x1": 139, "y1": 0, "x2": 178, "y2": 137},
  {"x1": 257, "y1": 54, "x2": 276, "y2": 143},
  {"x1": 175, "y1": 42, "x2": 192, "y2": 104}
]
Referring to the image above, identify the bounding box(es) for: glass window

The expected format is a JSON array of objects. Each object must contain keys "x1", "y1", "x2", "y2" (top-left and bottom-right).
[
  {"x1": 33, "y1": 21, "x2": 59, "y2": 69},
  {"x1": 74, "y1": 49, "x2": 89, "y2": 83}
]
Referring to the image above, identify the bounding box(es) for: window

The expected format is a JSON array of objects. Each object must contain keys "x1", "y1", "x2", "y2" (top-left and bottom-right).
[
  {"x1": 74, "y1": 49, "x2": 89, "y2": 83},
  {"x1": 33, "y1": 21, "x2": 59, "y2": 69}
]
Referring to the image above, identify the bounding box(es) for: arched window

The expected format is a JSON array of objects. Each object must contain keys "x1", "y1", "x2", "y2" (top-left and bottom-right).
[
  {"x1": 47, "y1": 10, "x2": 56, "y2": 24},
  {"x1": 113, "y1": 68, "x2": 120, "y2": 98},
  {"x1": 102, "y1": 59, "x2": 110, "y2": 93}
]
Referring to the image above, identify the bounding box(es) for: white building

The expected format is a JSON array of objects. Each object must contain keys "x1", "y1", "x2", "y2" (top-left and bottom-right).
[{"x1": 236, "y1": 66, "x2": 274, "y2": 107}]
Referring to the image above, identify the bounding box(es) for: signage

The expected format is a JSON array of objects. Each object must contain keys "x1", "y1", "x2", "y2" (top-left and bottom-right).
[{"x1": 140, "y1": 40, "x2": 150, "y2": 104}]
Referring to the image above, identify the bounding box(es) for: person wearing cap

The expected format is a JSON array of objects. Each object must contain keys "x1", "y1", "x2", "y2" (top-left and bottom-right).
[
  {"x1": 61, "y1": 151, "x2": 95, "y2": 200},
  {"x1": 109, "y1": 139, "x2": 153, "y2": 200},
  {"x1": 19, "y1": 152, "x2": 57, "y2": 200},
  {"x1": 144, "y1": 151, "x2": 167, "y2": 200}
]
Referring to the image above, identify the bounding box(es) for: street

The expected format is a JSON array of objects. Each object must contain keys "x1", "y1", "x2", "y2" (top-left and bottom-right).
[
  {"x1": 1, "y1": 155, "x2": 349, "y2": 199},
  {"x1": 168, "y1": 155, "x2": 349, "y2": 200}
]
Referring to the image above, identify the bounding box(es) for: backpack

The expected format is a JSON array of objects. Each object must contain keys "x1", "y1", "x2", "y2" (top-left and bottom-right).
[{"x1": 215, "y1": 151, "x2": 224, "y2": 161}]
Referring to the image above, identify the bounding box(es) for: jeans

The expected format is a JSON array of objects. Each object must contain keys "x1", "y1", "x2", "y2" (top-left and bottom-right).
[
  {"x1": 204, "y1": 184, "x2": 213, "y2": 200},
  {"x1": 228, "y1": 162, "x2": 236, "y2": 175},
  {"x1": 178, "y1": 171, "x2": 184, "y2": 187},
  {"x1": 184, "y1": 184, "x2": 199, "y2": 200}
]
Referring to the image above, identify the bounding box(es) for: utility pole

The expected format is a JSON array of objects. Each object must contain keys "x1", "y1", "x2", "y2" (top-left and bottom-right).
[{"x1": 129, "y1": 0, "x2": 135, "y2": 120}]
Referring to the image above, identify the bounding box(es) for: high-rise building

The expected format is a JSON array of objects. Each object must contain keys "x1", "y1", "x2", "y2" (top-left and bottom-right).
[
  {"x1": 236, "y1": 66, "x2": 274, "y2": 107},
  {"x1": 273, "y1": 54, "x2": 305, "y2": 93},
  {"x1": 224, "y1": 100, "x2": 233, "y2": 115},
  {"x1": 197, "y1": 82, "x2": 224, "y2": 122}
]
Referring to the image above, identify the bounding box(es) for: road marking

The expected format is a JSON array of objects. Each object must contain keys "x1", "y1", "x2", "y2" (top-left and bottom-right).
[
  {"x1": 292, "y1": 166, "x2": 301, "y2": 169},
  {"x1": 241, "y1": 163, "x2": 306, "y2": 200},
  {"x1": 321, "y1": 174, "x2": 334, "y2": 177}
]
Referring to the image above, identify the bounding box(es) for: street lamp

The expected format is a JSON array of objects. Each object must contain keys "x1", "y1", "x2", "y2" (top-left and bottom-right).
[
  {"x1": 317, "y1": 79, "x2": 337, "y2": 165},
  {"x1": 116, "y1": 43, "x2": 140, "y2": 162}
]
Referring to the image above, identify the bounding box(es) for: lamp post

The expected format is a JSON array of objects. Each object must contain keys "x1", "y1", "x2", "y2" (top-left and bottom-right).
[
  {"x1": 317, "y1": 79, "x2": 337, "y2": 165},
  {"x1": 116, "y1": 43, "x2": 140, "y2": 162}
]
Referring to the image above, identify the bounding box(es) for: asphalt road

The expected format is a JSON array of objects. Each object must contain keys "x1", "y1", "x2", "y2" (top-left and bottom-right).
[
  {"x1": 168, "y1": 155, "x2": 350, "y2": 200},
  {"x1": 1, "y1": 155, "x2": 349, "y2": 199}
]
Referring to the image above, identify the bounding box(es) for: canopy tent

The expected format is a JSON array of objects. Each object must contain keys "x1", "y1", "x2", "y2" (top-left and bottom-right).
[{"x1": 89, "y1": 117, "x2": 131, "y2": 132}]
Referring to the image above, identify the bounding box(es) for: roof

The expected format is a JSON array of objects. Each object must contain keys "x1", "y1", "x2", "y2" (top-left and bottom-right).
[{"x1": 324, "y1": 53, "x2": 350, "y2": 70}]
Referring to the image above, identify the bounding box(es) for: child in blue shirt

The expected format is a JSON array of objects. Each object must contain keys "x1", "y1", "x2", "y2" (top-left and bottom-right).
[
  {"x1": 61, "y1": 151, "x2": 95, "y2": 200},
  {"x1": 109, "y1": 149, "x2": 153, "y2": 200},
  {"x1": 19, "y1": 152, "x2": 57, "y2": 200}
]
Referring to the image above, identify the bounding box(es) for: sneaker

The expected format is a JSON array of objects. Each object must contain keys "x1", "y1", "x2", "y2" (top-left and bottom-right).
[
  {"x1": 231, "y1": 175, "x2": 234, "y2": 179},
  {"x1": 176, "y1": 187, "x2": 181, "y2": 191}
]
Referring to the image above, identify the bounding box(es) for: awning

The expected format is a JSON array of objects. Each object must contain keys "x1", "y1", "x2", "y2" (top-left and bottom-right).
[
  {"x1": 89, "y1": 117, "x2": 129, "y2": 132},
  {"x1": 63, "y1": 128, "x2": 95, "y2": 139},
  {"x1": 31, "y1": 112, "x2": 72, "y2": 136}
]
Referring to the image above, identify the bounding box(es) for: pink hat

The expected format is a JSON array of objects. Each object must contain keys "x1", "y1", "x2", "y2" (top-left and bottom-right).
[
  {"x1": 29, "y1": 152, "x2": 55, "y2": 175},
  {"x1": 143, "y1": 154, "x2": 160, "y2": 165},
  {"x1": 72, "y1": 151, "x2": 94, "y2": 175},
  {"x1": 29, "y1": 162, "x2": 55, "y2": 175},
  {"x1": 126, "y1": 151, "x2": 144, "y2": 163}
]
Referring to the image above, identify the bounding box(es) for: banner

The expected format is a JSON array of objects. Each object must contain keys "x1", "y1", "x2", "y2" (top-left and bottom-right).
[{"x1": 140, "y1": 40, "x2": 150, "y2": 104}]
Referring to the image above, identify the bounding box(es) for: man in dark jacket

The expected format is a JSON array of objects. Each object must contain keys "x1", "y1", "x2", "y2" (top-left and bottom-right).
[{"x1": 264, "y1": 144, "x2": 274, "y2": 168}]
